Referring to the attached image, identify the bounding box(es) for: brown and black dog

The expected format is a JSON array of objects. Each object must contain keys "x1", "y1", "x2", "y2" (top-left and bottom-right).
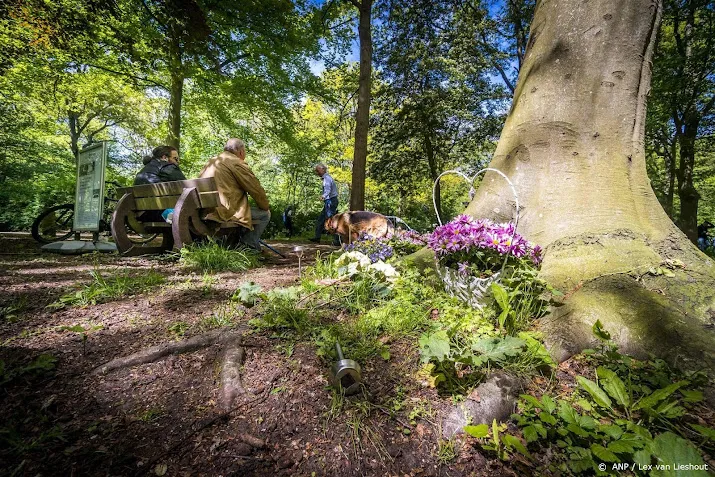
[{"x1": 325, "y1": 211, "x2": 393, "y2": 244}]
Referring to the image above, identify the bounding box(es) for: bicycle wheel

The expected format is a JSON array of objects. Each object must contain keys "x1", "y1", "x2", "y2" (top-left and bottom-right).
[{"x1": 31, "y1": 204, "x2": 75, "y2": 244}]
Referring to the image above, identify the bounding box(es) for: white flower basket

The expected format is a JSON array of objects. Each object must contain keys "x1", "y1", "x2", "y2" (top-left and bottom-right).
[
  {"x1": 432, "y1": 167, "x2": 519, "y2": 309},
  {"x1": 435, "y1": 263, "x2": 500, "y2": 309}
]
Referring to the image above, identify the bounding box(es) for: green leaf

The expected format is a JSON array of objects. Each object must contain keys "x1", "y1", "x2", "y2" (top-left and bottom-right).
[
  {"x1": 596, "y1": 367, "x2": 630, "y2": 407},
  {"x1": 539, "y1": 411, "x2": 557, "y2": 426},
  {"x1": 651, "y1": 432, "x2": 708, "y2": 476},
  {"x1": 540, "y1": 395, "x2": 557, "y2": 413},
  {"x1": 522, "y1": 426, "x2": 539, "y2": 443},
  {"x1": 633, "y1": 381, "x2": 689, "y2": 411},
  {"x1": 380, "y1": 349, "x2": 391, "y2": 361},
  {"x1": 464, "y1": 424, "x2": 489, "y2": 438},
  {"x1": 534, "y1": 423, "x2": 547, "y2": 438},
  {"x1": 492, "y1": 419, "x2": 500, "y2": 448},
  {"x1": 471, "y1": 336, "x2": 525, "y2": 362},
  {"x1": 681, "y1": 390, "x2": 704, "y2": 403},
  {"x1": 566, "y1": 423, "x2": 591, "y2": 438},
  {"x1": 234, "y1": 281, "x2": 263, "y2": 306},
  {"x1": 502, "y1": 434, "x2": 531, "y2": 459},
  {"x1": 592, "y1": 320, "x2": 612, "y2": 341},
  {"x1": 558, "y1": 400, "x2": 579, "y2": 425},
  {"x1": 599, "y1": 424, "x2": 624, "y2": 440},
  {"x1": 633, "y1": 449, "x2": 651, "y2": 467},
  {"x1": 418, "y1": 330, "x2": 451, "y2": 363},
  {"x1": 577, "y1": 377, "x2": 613, "y2": 409},
  {"x1": 591, "y1": 444, "x2": 619, "y2": 462},
  {"x1": 690, "y1": 424, "x2": 715, "y2": 441},
  {"x1": 491, "y1": 282, "x2": 509, "y2": 311},
  {"x1": 520, "y1": 394, "x2": 543, "y2": 410},
  {"x1": 607, "y1": 440, "x2": 636, "y2": 454}
]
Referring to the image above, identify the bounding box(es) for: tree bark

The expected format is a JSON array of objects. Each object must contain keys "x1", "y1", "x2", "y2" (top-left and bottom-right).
[
  {"x1": 676, "y1": 120, "x2": 700, "y2": 242},
  {"x1": 167, "y1": 31, "x2": 183, "y2": 151},
  {"x1": 68, "y1": 111, "x2": 80, "y2": 161},
  {"x1": 349, "y1": 0, "x2": 372, "y2": 211},
  {"x1": 458, "y1": 0, "x2": 715, "y2": 373},
  {"x1": 424, "y1": 131, "x2": 442, "y2": 222}
]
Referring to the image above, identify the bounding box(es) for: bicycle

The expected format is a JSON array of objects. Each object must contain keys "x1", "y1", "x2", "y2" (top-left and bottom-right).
[{"x1": 31, "y1": 181, "x2": 157, "y2": 245}]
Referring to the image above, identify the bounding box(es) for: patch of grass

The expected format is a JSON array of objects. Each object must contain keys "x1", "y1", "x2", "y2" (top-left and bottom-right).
[
  {"x1": 50, "y1": 268, "x2": 166, "y2": 309},
  {"x1": 137, "y1": 408, "x2": 164, "y2": 423},
  {"x1": 436, "y1": 437, "x2": 458, "y2": 465},
  {"x1": 198, "y1": 303, "x2": 241, "y2": 330},
  {"x1": 0, "y1": 353, "x2": 57, "y2": 387},
  {"x1": 178, "y1": 240, "x2": 260, "y2": 273},
  {"x1": 1, "y1": 296, "x2": 27, "y2": 323},
  {"x1": 168, "y1": 321, "x2": 189, "y2": 337}
]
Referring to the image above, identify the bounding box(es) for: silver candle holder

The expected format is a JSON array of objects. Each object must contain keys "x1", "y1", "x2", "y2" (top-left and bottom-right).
[{"x1": 293, "y1": 245, "x2": 305, "y2": 277}]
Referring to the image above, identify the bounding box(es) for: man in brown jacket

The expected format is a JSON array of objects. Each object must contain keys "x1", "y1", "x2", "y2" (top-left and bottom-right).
[{"x1": 199, "y1": 138, "x2": 270, "y2": 251}]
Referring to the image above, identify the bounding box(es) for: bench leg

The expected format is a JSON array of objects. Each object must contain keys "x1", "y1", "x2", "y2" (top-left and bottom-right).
[
  {"x1": 112, "y1": 193, "x2": 137, "y2": 255},
  {"x1": 112, "y1": 192, "x2": 174, "y2": 256},
  {"x1": 173, "y1": 187, "x2": 213, "y2": 250}
]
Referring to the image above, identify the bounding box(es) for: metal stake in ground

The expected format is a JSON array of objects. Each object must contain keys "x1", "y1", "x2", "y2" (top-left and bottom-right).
[
  {"x1": 293, "y1": 246, "x2": 305, "y2": 277},
  {"x1": 331, "y1": 341, "x2": 362, "y2": 396}
]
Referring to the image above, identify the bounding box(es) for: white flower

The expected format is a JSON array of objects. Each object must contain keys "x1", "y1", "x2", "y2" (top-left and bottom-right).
[{"x1": 367, "y1": 261, "x2": 399, "y2": 282}]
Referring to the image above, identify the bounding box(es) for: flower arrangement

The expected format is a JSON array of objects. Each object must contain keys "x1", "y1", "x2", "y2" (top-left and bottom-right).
[
  {"x1": 385, "y1": 230, "x2": 429, "y2": 256},
  {"x1": 343, "y1": 233, "x2": 394, "y2": 263},
  {"x1": 428, "y1": 215, "x2": 542, "y2": 278}
]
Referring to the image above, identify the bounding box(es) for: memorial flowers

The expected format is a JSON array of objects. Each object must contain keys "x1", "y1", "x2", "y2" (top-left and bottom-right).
[{"x1": 428, "y1": 215, "x2": 543, "y2": 278}]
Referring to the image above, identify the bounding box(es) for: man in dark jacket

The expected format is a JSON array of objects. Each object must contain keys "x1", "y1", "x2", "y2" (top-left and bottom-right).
[{"x1": 134, "y1": 145, "x2": 186, "y2": 185}]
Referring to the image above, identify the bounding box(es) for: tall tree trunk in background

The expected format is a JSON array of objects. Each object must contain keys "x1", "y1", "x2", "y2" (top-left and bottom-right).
[
  {"x1": 665, "y1": 138, "x2": 676, "y2": 217},
  {"x1": 167, "y1": 31, "x2": 183, "y2": 151},
  {"x1": 349, "y1": 0, "x2": 372, "y2": 211},
  {"x1": 424, "y1": 131, "x2": 442, "y2": 222},
  {"x1": 452, "y1": 0, "x2": 715, "y2": 372},
  {"x1": 68, "y1": 111, "x2": 80, "y2": 161},
  {"x1": 676, "y1": 119, "x2": 700, "y2": 241}
]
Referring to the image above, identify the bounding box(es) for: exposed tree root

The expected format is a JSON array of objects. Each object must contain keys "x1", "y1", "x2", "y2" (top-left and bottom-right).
[
  {"x1": 93, "y1": 327, "x2": 247, "y2": 375},
  {"x1": 136, "y1": 370, "x2": 282, "y2": 477},
  {"x1": 218, "y1": 345, "x2": 246, "y2": 411}
]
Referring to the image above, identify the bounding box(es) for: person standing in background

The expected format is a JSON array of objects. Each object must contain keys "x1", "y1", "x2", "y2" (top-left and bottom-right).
[{"x1": 310, "y1": 164, "x2": 340, "y2": 245}]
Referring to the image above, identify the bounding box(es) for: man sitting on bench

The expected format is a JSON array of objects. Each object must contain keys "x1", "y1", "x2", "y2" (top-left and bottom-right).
[
  {"x1": 199, "y1": 138, "x2": 270, "y2": 251},
  {"x1": 134, "y1": 145, "x2": 186, "y2": 185}
]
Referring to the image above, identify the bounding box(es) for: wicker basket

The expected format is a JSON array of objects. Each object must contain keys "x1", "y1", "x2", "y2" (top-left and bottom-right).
[{"x1": 432, "y1": 167, "x2": 519, "y2": 308}]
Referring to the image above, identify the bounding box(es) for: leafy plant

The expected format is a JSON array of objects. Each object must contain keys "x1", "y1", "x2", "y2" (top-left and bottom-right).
[
  {"x1": 0, "y1": 354, "x2": 57, "y2": 387},
  {"x1": 49, "y1": 268, "x2": 165, "y2": 308},
  {"x1": 233, "y1": 281, "x2": 263, "y2": 307},
  {"x1": 178, "y1": 240, "x2": 260, "y2": 272},
  {"x1": 1, "y1": 296, "x2": 27, "y2": 323},
  {"x1": 59, "y1": 324, "x2": 103, "y2": 355},
  {"x1": 492, "y1": 322, "x2": 714, "y2": 474}
]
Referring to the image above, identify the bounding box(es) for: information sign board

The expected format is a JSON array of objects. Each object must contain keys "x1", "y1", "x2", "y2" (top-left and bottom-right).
[{"x1": 73, "y1": 142, "x2": 107, "y2": 231}]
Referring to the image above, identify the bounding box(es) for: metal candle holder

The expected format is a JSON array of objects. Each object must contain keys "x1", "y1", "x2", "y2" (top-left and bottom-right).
[
  {"x1": 330, "y1": 342, "x2": 362, "y2": 396},
  {"x1": 293, "y1": 245, "x2": 305, "y2": 277}
]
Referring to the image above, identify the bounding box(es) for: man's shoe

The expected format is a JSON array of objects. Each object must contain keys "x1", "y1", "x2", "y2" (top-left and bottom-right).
[{"x1": 309, "y1": 237, "x2": 320, "y2": 243}]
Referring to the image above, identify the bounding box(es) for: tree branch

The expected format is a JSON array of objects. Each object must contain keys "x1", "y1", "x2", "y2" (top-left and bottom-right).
[{"x1": 81, "y1": 62, "x2": 168, "y2": 89}]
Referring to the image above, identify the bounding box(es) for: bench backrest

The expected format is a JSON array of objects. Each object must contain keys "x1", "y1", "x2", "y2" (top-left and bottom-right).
[{"x1": 117, "y1": 178, "x2": 219, "y2": 210}]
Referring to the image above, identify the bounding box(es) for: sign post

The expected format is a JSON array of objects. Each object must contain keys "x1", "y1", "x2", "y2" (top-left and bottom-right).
[
  {"x1": 41, "y1": 141, "x2": 116, "y2": 254},
  {"x1": 73, "y1": 142, "x2": 107, "y2": 235}
]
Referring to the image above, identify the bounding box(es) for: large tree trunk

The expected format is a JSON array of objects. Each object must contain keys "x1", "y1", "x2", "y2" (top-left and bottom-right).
[
  {"x1": 460, "y1": 0, "x2": 715, "y2": 373},
  {"x1": 167, "y1": 33, "x2": 183, "y2": 151},
  {"x1": 676, "y1": 120, "x2": 700, "y2": 242},
  {"x1": 349, "y1": 0, "x2": 372, "y2": 211}
]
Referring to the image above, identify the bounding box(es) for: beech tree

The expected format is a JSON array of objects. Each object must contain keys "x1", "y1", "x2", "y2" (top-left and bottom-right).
[{"x1": 457, "y1": 0, "x2": 715, "y2": 370}]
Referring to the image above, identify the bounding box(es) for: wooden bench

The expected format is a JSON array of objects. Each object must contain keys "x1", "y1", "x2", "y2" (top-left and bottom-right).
[{"x1": 112, "y1": 178, "x2": 227, "y2": 256}]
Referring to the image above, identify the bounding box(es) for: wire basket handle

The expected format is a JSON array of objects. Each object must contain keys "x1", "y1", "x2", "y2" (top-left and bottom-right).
[{"x1": 432, "y1": 167, "x2": 520, "y2": 274}]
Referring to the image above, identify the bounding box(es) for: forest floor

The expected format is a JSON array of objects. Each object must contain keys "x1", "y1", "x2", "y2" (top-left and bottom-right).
[
  {"x1": 0, "y1": 233, "x2": 712, "y2": 477},
  {"x1": 0, "y1": 233, "x2": 516, "y2": 477}
]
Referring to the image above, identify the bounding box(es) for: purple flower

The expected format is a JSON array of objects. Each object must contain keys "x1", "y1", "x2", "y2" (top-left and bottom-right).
[{"x1": 457, "y1": 262, "x2": 469, "y2": 275}]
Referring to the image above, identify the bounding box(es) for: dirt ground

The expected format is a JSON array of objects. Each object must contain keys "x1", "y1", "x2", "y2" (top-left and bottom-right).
[{"x1": 0, "y1": 233, "x2": 519, "y2": 477}]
